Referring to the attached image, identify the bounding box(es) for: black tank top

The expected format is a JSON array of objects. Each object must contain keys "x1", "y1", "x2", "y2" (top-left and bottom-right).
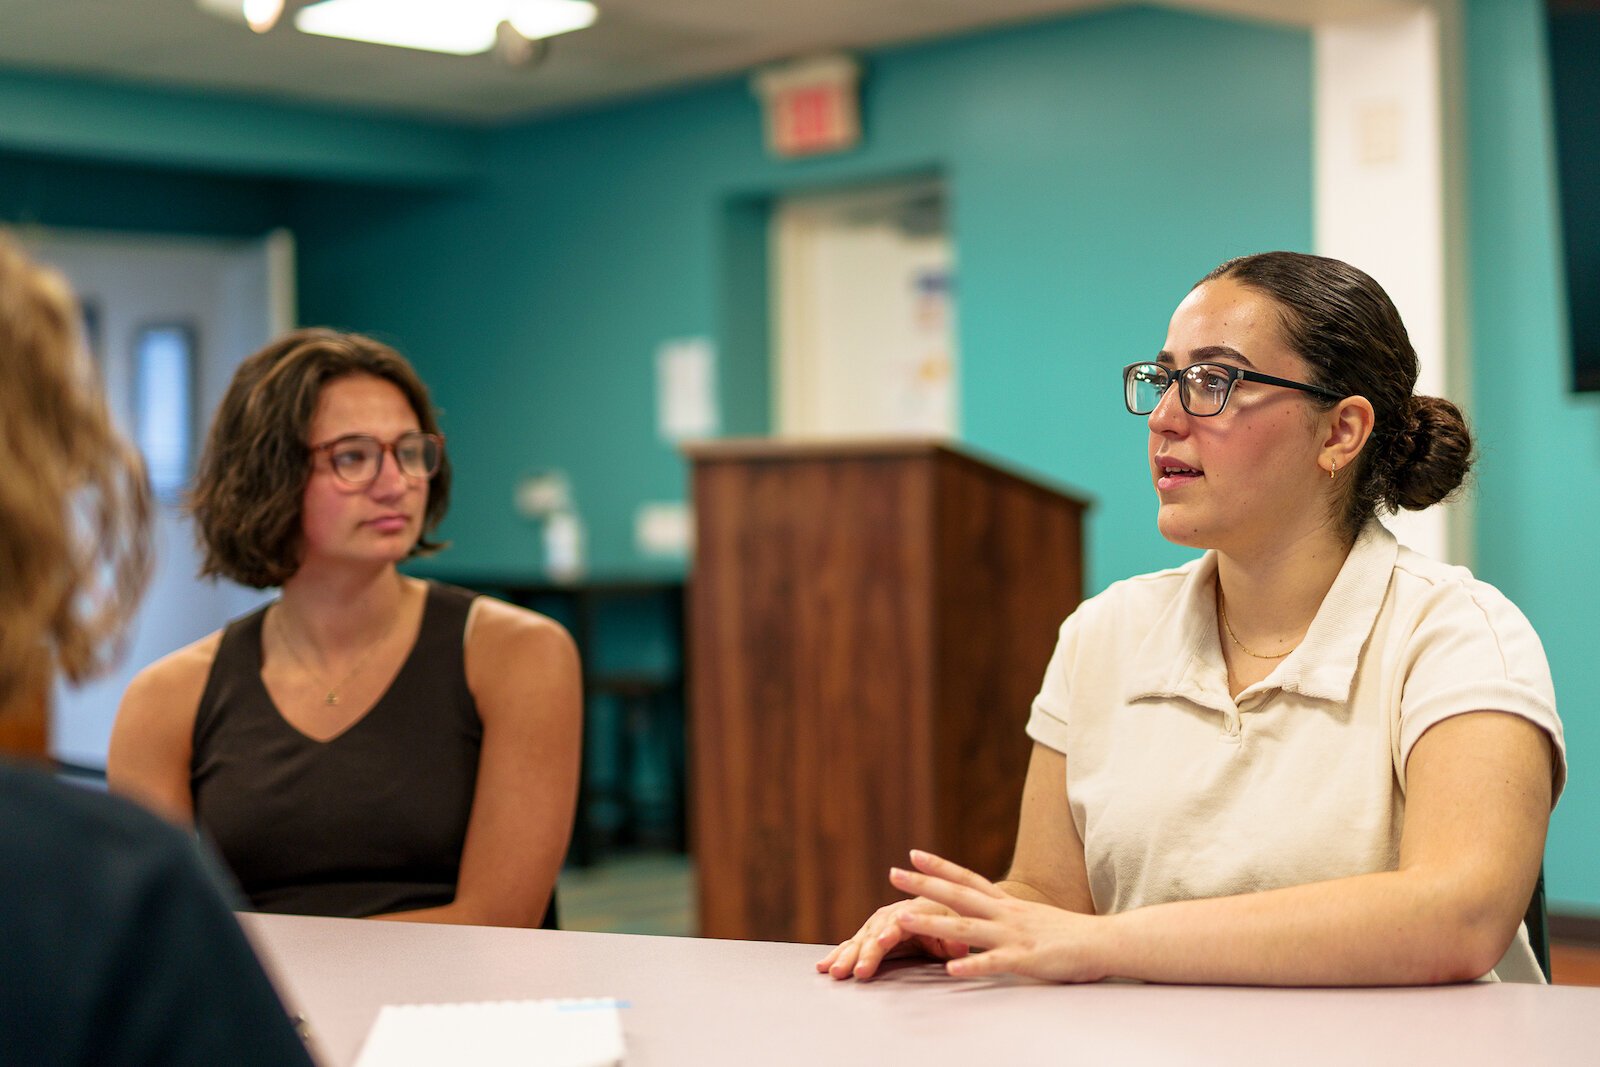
[{"x1": 190, "y1": 582, "x2": 482, "y2": 917}]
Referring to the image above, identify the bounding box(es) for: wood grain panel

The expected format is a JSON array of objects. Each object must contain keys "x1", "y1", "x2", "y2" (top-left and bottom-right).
[
  {"x1": 688, "y1": 441, "x2": 1085, "y2": 943},
  {"x1": 930, "y1": 452, "x2": 1084, "y2": 880}
]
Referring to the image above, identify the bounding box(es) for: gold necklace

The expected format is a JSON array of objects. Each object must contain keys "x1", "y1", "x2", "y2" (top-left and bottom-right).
[
  {"x1": 1218, "y1": 596, "x2": 1298, "y2": 660},
  {"x1": 272, "y1": 606, "x2": 400, "y2": 706}
]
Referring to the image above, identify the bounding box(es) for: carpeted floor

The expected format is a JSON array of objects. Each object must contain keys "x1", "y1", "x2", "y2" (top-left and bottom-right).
[{"x1": 557, "y1": 851, "x2": 696, "y2": 937}]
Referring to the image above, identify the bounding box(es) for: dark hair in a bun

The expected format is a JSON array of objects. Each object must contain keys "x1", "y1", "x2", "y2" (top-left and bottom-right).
[
  {"x1": 1388, "y1": 394, "x2": 1474, "y2": 512},
  {"x1": 1199, "y1": 251, "x2": 1474, "y2": 539}
]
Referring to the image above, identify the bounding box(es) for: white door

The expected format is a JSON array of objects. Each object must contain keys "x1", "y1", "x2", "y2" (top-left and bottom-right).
[
  {"x1": 24, "y1": 228, "x2": 295, "y2": 768},
  {"x1": 772, "y1": 182, "x2": 957, "y2": 439}
]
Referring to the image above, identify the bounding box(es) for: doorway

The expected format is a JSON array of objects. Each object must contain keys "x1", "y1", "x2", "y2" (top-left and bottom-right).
[
  {"x1": 771, "y1": 180, "x2": 957, "y2": 439},
  {"x1": 23, "y1": 227, "x2": 294, "y2": 769}
]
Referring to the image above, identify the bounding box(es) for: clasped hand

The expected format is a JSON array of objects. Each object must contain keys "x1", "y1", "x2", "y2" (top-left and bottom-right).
[{"x1": 816, "y1": 849, "x2": 1107, "y2": 983}]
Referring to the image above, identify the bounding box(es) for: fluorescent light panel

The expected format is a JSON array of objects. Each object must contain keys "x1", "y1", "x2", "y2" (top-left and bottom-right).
[
  {"x1": 195, "y1": 0, "x2": 285, "y2": 32},
  {"x1": 244, "y1": 0, "x2": 285, "y2": 31},
  {"x1": 507, "y1": 0, "x2": 597, "y2": 39},
  {"x1": 295, "y1": 0, "x2": 597, "y2": 55}
]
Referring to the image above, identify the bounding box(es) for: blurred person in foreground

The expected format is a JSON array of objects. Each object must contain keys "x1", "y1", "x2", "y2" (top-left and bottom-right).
[{"x1": 0, "y1": 232, "x2": 315, "y2": 1066}]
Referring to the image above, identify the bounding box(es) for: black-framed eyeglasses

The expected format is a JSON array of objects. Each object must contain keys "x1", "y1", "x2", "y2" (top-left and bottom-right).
[
  {"x1": 309, "y1": 431, "x2": 445, "y2": 488},
  {"x1": 1123, "y1": 361, "x2": 1344, "y2": 418}
]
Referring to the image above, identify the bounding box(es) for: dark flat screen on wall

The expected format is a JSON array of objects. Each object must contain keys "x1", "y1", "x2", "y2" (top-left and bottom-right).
[{"x1": 1548, "y1": 5, "x2": 1600, "y2": 391}]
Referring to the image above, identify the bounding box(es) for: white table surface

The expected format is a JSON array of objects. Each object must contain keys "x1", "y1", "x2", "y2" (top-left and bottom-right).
[{"x1": 241, "y1": 912, "x2": 1600, "y2": 1066}]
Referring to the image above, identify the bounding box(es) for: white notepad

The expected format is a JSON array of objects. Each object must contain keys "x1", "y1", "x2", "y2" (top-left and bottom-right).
[{"x1": 352, "y1": 998, "x2": 625, "y2": 1067}]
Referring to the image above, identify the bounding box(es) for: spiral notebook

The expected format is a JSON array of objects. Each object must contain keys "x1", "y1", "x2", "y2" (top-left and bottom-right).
[{"x1": 352, "y1": 997, "x2": 625, "y2": 1067}]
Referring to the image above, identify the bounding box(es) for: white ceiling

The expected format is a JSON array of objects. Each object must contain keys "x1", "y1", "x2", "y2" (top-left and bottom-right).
[{"x1": 0, "y1": 0, "x2": 1414, "y2": 126}]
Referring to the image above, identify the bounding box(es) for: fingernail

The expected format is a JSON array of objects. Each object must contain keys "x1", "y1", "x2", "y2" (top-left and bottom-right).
[{"x1": 890, "y1": 866, "x2": 908, "y2": 879}]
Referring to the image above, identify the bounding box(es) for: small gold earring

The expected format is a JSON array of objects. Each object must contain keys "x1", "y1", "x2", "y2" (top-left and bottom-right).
[{"x1": 1329, "y1": 459, "x2": 1338, "y2": 480}]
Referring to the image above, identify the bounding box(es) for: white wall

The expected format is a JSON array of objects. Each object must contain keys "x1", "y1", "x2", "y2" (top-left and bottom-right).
[{"x1": 1313, "y1": 1, "x2": 1468, "y2": 563}]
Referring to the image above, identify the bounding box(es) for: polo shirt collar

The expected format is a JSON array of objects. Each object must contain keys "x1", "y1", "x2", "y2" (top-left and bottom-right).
[
  {"x1": 1120, "y1": 552, "x2": 1228, "y2": 712},
  {"x1": 1273, "y1": 522, "x2": 1398, "y2": 701},
  {"x1": 1122, "y1": 522, "x2": 1399, "y2": 711}
]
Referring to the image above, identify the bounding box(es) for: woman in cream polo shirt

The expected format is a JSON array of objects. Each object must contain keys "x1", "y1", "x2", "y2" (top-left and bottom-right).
[{"x1": 820, "y1": 251, "x2": 1565, "y2": 985}]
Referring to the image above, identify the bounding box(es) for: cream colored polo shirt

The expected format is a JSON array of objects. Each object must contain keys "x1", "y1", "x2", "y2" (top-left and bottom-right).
[{"x1": 1026, "y1": 523, "x2": 1566, "y2": 983}]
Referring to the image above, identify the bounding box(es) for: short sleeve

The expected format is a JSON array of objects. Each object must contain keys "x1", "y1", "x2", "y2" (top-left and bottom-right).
[
  {"x1": 1396, "y1": 578, "x2": 1566, "y2": 801},
  {"x1": 1025, "y1": 614, "x2": 1081, "y2": 754}
]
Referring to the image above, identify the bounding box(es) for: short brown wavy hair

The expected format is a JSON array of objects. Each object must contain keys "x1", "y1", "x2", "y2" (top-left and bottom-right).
[
  {"x1": 0, "y1": 233, "x2": 152, "y2": 706},
  {"x1": 190, "y1": 328, "x2": 451, "y2": 589}
]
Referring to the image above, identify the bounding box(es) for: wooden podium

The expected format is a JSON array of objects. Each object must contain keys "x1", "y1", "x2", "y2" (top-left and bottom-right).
[{"x1": 686, "y1": 439, "x2": 1087, "y2": 943}]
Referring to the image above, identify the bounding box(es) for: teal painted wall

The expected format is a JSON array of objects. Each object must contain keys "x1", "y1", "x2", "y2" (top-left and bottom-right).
[
  {"x1": 1465, "y1": 0, "x2": 1599, "y2": 914},
  {"x1": 289, "y1": 5, "x2": 1313, "y2": 593},
  {"x1": 0, "y1": 149, "x2": 289, "y2": 235},
  {"x1": 0, "y1": 70, "x2": 480, "y2": 184}
]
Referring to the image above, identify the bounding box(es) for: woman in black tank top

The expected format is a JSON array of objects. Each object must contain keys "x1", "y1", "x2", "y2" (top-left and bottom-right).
[{"x1": 108, "y1": 329, "x2": 580, "y2": 929}]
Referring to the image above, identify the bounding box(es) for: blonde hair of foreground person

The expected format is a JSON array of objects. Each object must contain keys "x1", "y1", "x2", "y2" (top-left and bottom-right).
[
  {"x1": 0, "y1": 235, "x2": 149, "y2": 704},
  {"x1": 0, "y1": 232, "x2": 315, "y2": 1067}
]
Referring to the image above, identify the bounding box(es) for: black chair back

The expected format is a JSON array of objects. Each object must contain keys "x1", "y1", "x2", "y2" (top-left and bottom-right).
[{"x1": 1524, "y1": 865, "x2": 1550, "y2": 981}]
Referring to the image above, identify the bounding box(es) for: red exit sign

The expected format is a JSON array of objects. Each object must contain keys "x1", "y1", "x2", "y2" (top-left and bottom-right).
[{"x1": 753, "y1": 55, "x2": 862, "y2": 158}]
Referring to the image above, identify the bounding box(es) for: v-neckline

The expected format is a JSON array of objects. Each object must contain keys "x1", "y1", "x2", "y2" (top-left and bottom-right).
[{"x1": 255, "y1": 584, "x2": 432, "y2": 745}]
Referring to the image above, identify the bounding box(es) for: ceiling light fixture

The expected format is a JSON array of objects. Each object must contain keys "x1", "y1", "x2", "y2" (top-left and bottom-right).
[
  {"x1": 293, "y1": 0, "x2": 597, "y2": 56},
  {"x1": 195, "y1": 0, "x2": 286, "y2": 33}
]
